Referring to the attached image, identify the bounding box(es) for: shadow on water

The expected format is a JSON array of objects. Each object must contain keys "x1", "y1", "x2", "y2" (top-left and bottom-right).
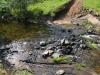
[{"x1": 0, "y1": 22, "x2": 50, "y2": 41}]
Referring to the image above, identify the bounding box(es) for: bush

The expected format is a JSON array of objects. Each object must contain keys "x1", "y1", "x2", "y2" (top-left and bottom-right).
[
  {"x1": 0, "y1": 0, "x2": 69, "y2": 21},
  {"x1": 83, "y1": 0, "x2": 100, "y2": 14},
  {"x1": 27, "y1": 0, "x2": 69, "y2": 16},
  {"x1": 52, "y1": 56, "x2": 71, "y2": 63}
]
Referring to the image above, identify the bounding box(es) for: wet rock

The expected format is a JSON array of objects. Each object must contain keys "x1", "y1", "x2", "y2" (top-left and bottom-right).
[
  {"x1": 61, "y1": 39, "x2": 65, "y2": 45},
  {"x1": 23, "y1": 42, "x2": 27, "y2": 45},
  {"x1": 56, "y1": 49, "x2": 67, "y2": 56},
  {"x1": 73, "y1": 56, "x2": 80, "y2": 62},
  {"x1": 47, "y1": 38, "x2": 56, "y2": 44},
  {"x1": 40, "y1": 41, "x2": 46, "y2": 46},
  {"x1": 5, "y1": 52, "x2": 30, "y2": 69},
  {"x1": 46, "y1": 45, "x2": 55, "y2": 50},
  {"x1": 80, "y1": 44, "x2": 87, "y2": 49},
  {"x1": 0, "y1": 45, "x2": 10, "y2": 55},
  {"x1": 56, "y1": 69, "x2": 65, "y2": 75},
  {"x1": 97, "y1": 44, "x2": 100, "y2": 47},
  {"x1": 42, "y1": 50, "x2": 54, "y2": 58},
  {"x1": 82, "y1": 35, "x2": 100, "y2": 43},
  {"x1": 61, "y1": 39, "x2": 69, "y2": 45},
  {"x1": 42, "y1": 50, "x2": 49, "y2": 58},
  {"x1": 82, "y1": 35, "x2": 93, "y2": 40},
  {"x1": 48, "y1": 50, "x2": 54, "y2": 55},
  {"x1": 80, "y1": 44, "x2": 84, "y2": 48},
  {"x1": 79, "y1": 40, "x2": 83, "y2": 44},
  {"x1": 70, "y1": 35, "x2": 76, "y2": 41},
  {"x1": 41, "y1": 47, "x2": 45, "y2": 50},
  {"x1": 34, "y1": 46, "x2": 40, "y2": 49},
  {"x1": 52, "y1": 53, "x2": 60, "y2": 58},
  {"x1": 61, "y1": 29, "x2": 66, "y2": 33},
  {"x1": 8, "y1": 41, "x2": 32, "y2": 52},
  {"x1": 65, "y1": 40, "x2": 70, "y2": 45},
  {"x1": 0, "y1": 45, "x2": 10, "y2": 50}
]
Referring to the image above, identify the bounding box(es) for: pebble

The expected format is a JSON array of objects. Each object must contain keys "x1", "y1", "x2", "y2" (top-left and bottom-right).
[
  {"x1": 42, "y1": 50, "x2": 49, "y2": 58},
  {"x1": 52, "y1": 53, "x2": 60, "y2": 58},
  {"x1": 61, "y1": 39, "x2": 65, "y2": 45},
  {"x1": 61, "y1": 39, "x2": 69, "y2": 45},
  {"x1": 46, "y1": 46, "x2": 54, "y2": 50},
  {"x1": 73, "y1": 56, "x2": 80, "y2": 62},
  {"x1": 48, "y1": 50, "x2": 54, "y2": 55},
  {"x1": 0, "y1": 45, "x2": 10, "y2": 50},
  {"x1": 65, "y1": 40, "x2": 69, "y2": 45},
  {"x1": 80, "y1": 44, "x2": 83, "y2": 48},
  {"x1": 97, "y1": 44, "x2": 100, "y2": 47},
  {"x1": 41, "y1": 47, "x2": 45, "y2": 50},
  {"x1": 56, "y1": 69, "x2": 65, "y2": 75},
  {"x1": 40, "y1": 41, "x2": 46, "y2": 46},
  {"x1": 42, "y1": 50, "x2": 54, "y2": 58},
  {"x1": 23, "y1": 42, "x2": 27, "y2": 45}
]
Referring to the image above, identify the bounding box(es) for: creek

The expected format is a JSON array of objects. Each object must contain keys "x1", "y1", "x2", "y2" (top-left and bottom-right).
[{"x1": 0, "y1": 22, "x2": 100, "y2": 75}]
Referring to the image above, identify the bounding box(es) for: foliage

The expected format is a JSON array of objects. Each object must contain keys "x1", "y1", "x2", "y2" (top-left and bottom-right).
[
  {"x1": 86, "y1": 40, "x2": 98, "y2": 50},
  {"x1": 0, "y1": 0, "x2": 9, "y2": 12},
  {"x1": 0, "y1": 0, "x2": 35, "y2": 17},
  {"x1": 83, "y1": 37, "x2": 99, "y2": 50},
  {"x1": 52, "y1": 56, "x2": 71, "y2": 63},
  {"x1": 75, "y1": 63, "x2": 86, "y2": 70},
  {"x1": 27, "y1": 0, "x2": 69, "y2": 16},
  {"x1": 81, "y1": 20, "x2": 94, "y2": 30},
  {"x1": 83, "y1": 0, "x2": 100, "y2": 14},
  {"x1": 0, "y1": 0, "x2": 100, "y2": 21},
  {"x1": 14, "y1": 70, "x2": 33, "y2": 75},
  {"x1": 0, "y1": 63, "x2": 8, "y2": 75},
  {"x1": 0, "y1": 0, "x2": 69, "y2": 21}
]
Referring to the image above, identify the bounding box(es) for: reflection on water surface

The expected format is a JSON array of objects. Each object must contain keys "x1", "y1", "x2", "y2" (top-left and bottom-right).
[{"x1": 0, "y1": 22, "x2": 49, "y2": 41}]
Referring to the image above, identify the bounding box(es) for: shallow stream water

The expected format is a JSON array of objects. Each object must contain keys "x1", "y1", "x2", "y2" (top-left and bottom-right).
[
  {"x1": 0, "y1": 22, "x2": 50, "y2": 41},
  {"x1": 0, "y1": 22, "x2": 100, "y2": 75}
]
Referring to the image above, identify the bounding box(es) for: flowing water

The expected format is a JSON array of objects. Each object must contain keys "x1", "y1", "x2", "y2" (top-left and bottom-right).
[
  {"x1": 0, "y1": 22, "x2": 51, "y2": 75},
  {"x1": 0, "y1": 22, "x2": 100, "y2": 75}
]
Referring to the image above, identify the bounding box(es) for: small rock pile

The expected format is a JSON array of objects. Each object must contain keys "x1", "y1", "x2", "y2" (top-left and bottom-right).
[{"x1": 32, "y1": 35, "x2": 87, "y2": 64}]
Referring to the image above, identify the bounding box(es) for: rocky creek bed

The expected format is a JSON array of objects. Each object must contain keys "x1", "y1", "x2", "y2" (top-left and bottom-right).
[{"x1": 0, "y1": 23, "x2": 100, "y2": 75}]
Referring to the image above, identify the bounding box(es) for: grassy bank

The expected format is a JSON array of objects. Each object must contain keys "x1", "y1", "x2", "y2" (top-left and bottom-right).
[
  {"x1": 0, "y1": 0, "x2": 100, "y2": 21},
  {"x1": 0, "y1": 0, "x2": 70, "y2": 21},
  {"x1": 27, "y1": 0, "x2": 69, "y2": 16},
  {"x1": 0, "y1": 0, "x2": 70, "y2": 16},
  {"x1": 83, "y1": 0, "x2": 100, "y2": 14}
]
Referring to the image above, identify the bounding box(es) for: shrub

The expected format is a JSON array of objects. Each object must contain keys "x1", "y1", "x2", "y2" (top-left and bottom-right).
[
  {"x1": 75, "y1": 63, "x2": 86, "y2": 70},
  {"x1": 52, "y1": 56, "x2": 71, "y2": 63},
  {"x1": 27, "y1": 0, "x2": 69, "y2": 16},
  {"x1": 83, "y1": 0, "x2": 100, "y2": 14}
]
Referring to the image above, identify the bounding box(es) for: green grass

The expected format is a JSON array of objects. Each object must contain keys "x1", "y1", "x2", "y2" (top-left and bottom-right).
[
  {"x1": 85, "y1": 39, "x2": 99, "y2": 50},
  {"x1": 14, "y1": 70, "x2": 33, "y2": 75},
  {"x1": 87, "y1": 41, "x2": 98, "y2": 50},
  {"x1": 27, "y1": 0, "x2": 69, "y2": 16},
  {"x1": 75, "y1": 63, "x2": 86, "y2": 70},
  {"x1": 52, "y1": 56, "x2": 71, "y2": 63},
  {"x1": 83, "y1": 0, "x2": 100, "y2": 13}
]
